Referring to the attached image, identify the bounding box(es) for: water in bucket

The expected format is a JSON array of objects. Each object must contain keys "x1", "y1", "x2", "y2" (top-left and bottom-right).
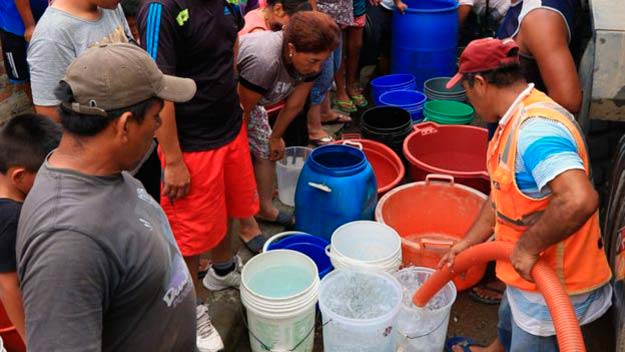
[
  {"x1": 319, "y1": 270, "x2": 402, "y2": 352},
  {"x1": 394, "y1": 267, "x2": 457, "y2": 352},
  {"x1": 241, "y1": 250, "x2": 319, "y2": 352},
  {"x1": 277, "y1": 147, "x2": 312, "y2": 207}
]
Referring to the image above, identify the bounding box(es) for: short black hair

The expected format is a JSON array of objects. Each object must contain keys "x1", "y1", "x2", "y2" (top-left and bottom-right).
[
  {"x1": 463, "y1": 63, "x2": 525, "y2": 88},
  {"x1": 0, "y1": 114, "x2": 62, "y2": 174},
  {"x1": 121, "y1": 0, "x2": 141, "y2": 17},
  {"x1": 54, "y1": 81, "x2": 162, "y2": 137},
  {"x1": 267, "y1": 0, "x2": 312, "y2": 15}
]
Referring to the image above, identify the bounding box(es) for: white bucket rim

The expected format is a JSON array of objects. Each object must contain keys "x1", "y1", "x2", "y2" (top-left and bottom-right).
[
  {"x1": 331, "y1": 221, "x2": 402, "y2": 262},
  {"x1": 241, "y1": 279, "x2": 320, "y2": 307},
  {"x1": 241, "y1": 250, "x2": 319, "y2": 301},
  {"x1": 319, "y1": 269, "x2": 403, "y2": 326},
  {"x1": 242, "y1": 291, "x2": 319, "y2": 319}
]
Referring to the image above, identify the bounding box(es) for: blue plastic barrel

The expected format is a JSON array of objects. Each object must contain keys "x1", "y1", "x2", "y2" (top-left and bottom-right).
[
  {"x1": 391, "y1": 0, "x2": 459, "y2": 90},
  {"x1": 378, "y1": 89, "x2": 427, "y2": 123},
  {"x1": 264, "y1": 232, "x2": 334, "y2": 278},
  {"x1": 294, "y1": 145, "x2": 377, "y2": 241},
  {"x1": 370, "y1": 74, "x2": 417, "y2": 106}
]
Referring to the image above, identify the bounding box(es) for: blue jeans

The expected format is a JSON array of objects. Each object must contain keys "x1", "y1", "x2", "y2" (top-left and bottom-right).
[
  {"x1": 310, "y1": 33, "x2": 343, "y2": 105},
  {"x1": 497, "y1": 293, "x2": 559, "y2": 352}
]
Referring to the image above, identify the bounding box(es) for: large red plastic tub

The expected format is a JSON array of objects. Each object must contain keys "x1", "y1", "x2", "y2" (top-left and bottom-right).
[
  {"x1": 403, "y1": 121, "x2": 490, "y2": 194},
  {"x1": 375, "y1": 175, "x2": 488, "y2": 291},
  {"x1": 333, "y1": 139, "x2": 405, "y2": 195},
  {"x1": 1, "y1": 301, "x2": 25, "y2": 352}
]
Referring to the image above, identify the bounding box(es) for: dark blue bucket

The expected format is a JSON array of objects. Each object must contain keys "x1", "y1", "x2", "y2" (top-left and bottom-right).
[
  {"x1": 263, "y1": 232, "x2": 334, "y2": 278},
  {"x1": 378, "y1": 90, "x2": 427, "y2": 122},
  {"x1": 370, "y1": 74, "x2": 417, "y2": 106}
]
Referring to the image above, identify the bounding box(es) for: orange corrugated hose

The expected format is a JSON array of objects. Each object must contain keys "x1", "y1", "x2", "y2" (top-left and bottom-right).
[{"x1": 412, "y1": 241, "x2": 586, "y2": 352}]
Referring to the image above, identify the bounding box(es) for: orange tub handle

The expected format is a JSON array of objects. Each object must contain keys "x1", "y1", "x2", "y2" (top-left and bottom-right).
[
  {"x1": 425, "y1": 174, "x2": 455, "y2": 186},
  {"x1": 412, "y1": 241, "x2": 586, "y2": 352},
  {"x1": 412, "y1": 121, "x2": 439, "y2": 134}
]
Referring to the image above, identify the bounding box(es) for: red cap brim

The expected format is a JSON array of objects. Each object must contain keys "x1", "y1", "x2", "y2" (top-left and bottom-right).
[{"x1": 446, "y1": 73, "x2": 463, "y2": 89}]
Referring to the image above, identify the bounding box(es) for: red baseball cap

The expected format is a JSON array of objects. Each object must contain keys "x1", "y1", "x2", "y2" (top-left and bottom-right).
[{"x1": 446, "y1": 37, "x2": 520, "y2": 89}]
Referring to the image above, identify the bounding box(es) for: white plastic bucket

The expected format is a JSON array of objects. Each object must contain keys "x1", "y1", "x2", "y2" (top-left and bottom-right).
[
  {"x1": 0, "y1": 336, "x2": 5, "y2": 352},
  {"x1": 241, "y1": 250, "x2": 320, "y2": 352},
  {"x1": 327, "y1": 221, "x2": 402, "y2": 273},
  {"x1": 319, "y1": 270, "x2": 403, "y2": 352},
  {"x1": 276, "y1": 147, "x2": 312, "y2": 207},
  {"x1": 393, "y1": 267, "x2": 457, "y2": 352}
]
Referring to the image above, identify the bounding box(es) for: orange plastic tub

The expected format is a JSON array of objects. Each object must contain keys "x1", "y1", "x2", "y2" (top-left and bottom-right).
[
  {"x1": 333, "y1": 139, "x2": 405, "y2": 195},
  {"x1": 375, "y1": 174, "x2": 487, "y2": 291},
  {"x1": 0, "y1": 301, "x2": 25, "y2": 352}
]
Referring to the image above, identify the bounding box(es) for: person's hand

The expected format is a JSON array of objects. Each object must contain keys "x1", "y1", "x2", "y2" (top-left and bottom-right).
[
  {"x1": 23, "y1": 25, "x2": 35, "y2": 42},
  {"x1": 368, "y1": 0, "x2": 382, "y2": 6},
  {"x1": 268, "y1": 136, "x2": 285, "y2": 161},
  {"x1": 396, "y1": 1, "x2": 408, "y2": 13},
  {"x1": 162, "y1": 159, "x2": 191, "y2": 204},
  {"x1": 510, "y1": 243, "x2": 539, "y2": 282},
  {"x1": 438, "y1": 240, "x2": 470, "y2": 269}
]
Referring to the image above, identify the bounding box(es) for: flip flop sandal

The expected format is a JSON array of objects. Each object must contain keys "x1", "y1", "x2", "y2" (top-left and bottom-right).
[
  {"x1": 322, "y1": 114, "x2": 352, "y2": 125},
  {"x1": 309, "y1": 135, "x2": 335, "y2": 147},
  {"x1": 257, "y1": 209, "x2": 295, "y2": 227},
  {"x1": 241, "y1": 234, "x2": 267, "y2": 254},
  {"x1": 445, "y1": 336, "x2": 485, "y2": 352},
  {"x1": 468, "y1": 283, "x2": 505, "y2": 305},
  {"x1": 333, "y1": 98, "x2": 357, "y2": 113},
  {"x1": 349, "y1": 93, "x2": 369, "y2": 109}
]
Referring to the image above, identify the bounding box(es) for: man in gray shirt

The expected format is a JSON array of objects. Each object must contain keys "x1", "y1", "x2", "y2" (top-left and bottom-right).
[
  {"x1": 17, "y1": 43, "x2": 198, "y2": 352},
  {"x1": 27, "y1": 0, "x2": 132, "y2": 122}
]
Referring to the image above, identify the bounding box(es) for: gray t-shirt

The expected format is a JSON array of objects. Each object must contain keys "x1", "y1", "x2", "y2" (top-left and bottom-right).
[
  {"x1": 17, "y1": 161, "x2": 196, "y2": 352},
  {"x1": 27, "y1": 5, "x2": 132, "y2": 106},
  {"x1": 238, "y1": 31, "x2": 312, "y2": 106}
]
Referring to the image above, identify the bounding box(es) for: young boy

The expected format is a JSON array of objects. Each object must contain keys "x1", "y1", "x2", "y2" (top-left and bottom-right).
[{"x1": 0, "y1": 113, "x2": 61, "y2": 341}]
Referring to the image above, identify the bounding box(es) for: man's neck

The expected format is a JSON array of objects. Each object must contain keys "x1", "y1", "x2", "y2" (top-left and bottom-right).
[
  {"x1": 49, "y1": 135, "x2": 122, "y2": 177},
  {"x1": 494, "y1": 82, "x2": 531, "y2": 122},
  {"x1": 52, "y1": 0, "x2": 101, "y2": 20}
]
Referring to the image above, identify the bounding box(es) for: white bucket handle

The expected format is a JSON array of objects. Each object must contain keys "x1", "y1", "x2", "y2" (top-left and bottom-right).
[
  {"x1": 241, "y1": 305, "x2": 318, "y2": 352},
  {"x1": 308, "y1": 182, "x2": 332, "y2": 193},
  {"x1": 341, "y1": 140, "x2": 364, "y2": 150},
  {"x1": 262, "y1": 231, "x2": 310, "y2": 253},
  {"x1": 325, "y1": 245, "x2": 384, "y2": 269}
]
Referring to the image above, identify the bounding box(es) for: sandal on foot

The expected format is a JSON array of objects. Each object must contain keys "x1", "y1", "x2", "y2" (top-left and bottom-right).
[
  {"x1": 309, "y1": 135, "x2": 335, "y2": 147},
  {"x1": 257, "y1": 209, "x2": 295, "y2": 227},
  {"x1": 469, "y1": 282, "x2": 505, "y2": 305},
  {"x1": 322, "y1": 114, "x2": 352, "y2": 125},
  {"x1": 333, "y1": 99, "x2": 357, "y2": 113},
  {"x1": 241, "y1": 234, "x2": 267, "y2": 254},
  {"x1": 445, "y1": 336, "x2": 484, "y2": 352},
  {"x1": 349, "y1": 93, "x2": 369, "y2": 109}
]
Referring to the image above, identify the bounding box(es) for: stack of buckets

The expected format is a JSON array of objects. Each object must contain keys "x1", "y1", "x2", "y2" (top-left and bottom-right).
[
  {"x1": 423, "y1": 77, "x2": 467, "y2": 102},
  {"x1": 424, "y1": 100, "x2": 475, "y2": 125},
  {"x1": 370, "y1": 74, "x2": 417, "y2": 106},
  {"x1": 378, "y1": 90, "x2": 427, "y2": 123}
]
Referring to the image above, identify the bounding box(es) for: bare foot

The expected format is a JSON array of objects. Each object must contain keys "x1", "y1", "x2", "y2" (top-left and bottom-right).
[
  {"x1": 451, "y1": 338, "x2": 504, "y2": 352},
  {"x1": 320, "y1": 111, "x2": 352, "y2": 124},
  {"x1": 470, "y1": 280, "x2": 506, "y2": 304}
]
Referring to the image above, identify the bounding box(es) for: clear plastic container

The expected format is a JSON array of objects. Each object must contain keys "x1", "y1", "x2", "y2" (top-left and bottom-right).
[{"x1": 276, "y1": 147, "x2": 312, "y2": 207}]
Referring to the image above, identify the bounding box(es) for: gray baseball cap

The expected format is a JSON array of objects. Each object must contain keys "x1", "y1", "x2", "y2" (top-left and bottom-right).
[{"x1": 61, "y1": 43, "x2": 196, "y2": 116}]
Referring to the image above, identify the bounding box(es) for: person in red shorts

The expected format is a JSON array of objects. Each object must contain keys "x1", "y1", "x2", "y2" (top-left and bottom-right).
[{"x1": 138, "y1": 0, "x2": 260, "y2": 350}]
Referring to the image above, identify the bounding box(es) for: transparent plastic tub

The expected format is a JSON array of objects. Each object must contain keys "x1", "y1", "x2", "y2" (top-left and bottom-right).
[{"x1": 276, "y1": 147, "x2": 312, "y2": 207}]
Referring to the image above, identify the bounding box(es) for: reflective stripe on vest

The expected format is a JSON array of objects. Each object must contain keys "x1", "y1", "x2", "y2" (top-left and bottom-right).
[{"x1": 487, "y1": 88, "x2": 612, "y2": 294}]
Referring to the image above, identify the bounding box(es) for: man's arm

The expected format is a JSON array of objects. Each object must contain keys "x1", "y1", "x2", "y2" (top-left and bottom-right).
[
  {"x1": 138, "y1": 2, "x2": 189, "y2": 202},
  {"x1": 268, "y1": 82, "x2": 313, "y2": 161},
  {"x1": 19, "y1": 231, "x2": 108, "y2": 351},
  {"x1": 439, "y1": 196, "x2": 495, "y2": 267},
  {"x1": 521, "y1": 9, "x2": 581, "y2": 114},
  {"x1": 14, "y1": 0, "x2": 36, "y2": 42},
  {"x1": 0, "y1": 273, "x2": 25, "y2": 341},
  {"x1": 237, "y1": 84, "x2": 263, "y2": 123},
  {"x1": 511, "y1": 169, "x2": 598, "y2": 281}
]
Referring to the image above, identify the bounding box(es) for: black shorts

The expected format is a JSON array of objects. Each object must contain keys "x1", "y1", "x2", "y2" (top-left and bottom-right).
[
  {"x1": 0, "y1": 28, "x2": 29, "y2": 82},
  {"x1": 360, "y1": 5, "x2": 393, "y2": 67}
]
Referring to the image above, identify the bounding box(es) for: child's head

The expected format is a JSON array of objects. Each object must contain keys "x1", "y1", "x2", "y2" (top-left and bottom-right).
[
  {"x1": 0, "y1": 114, "x2": 62, "y2": 196},
  {"x1": 121, "y1": 0, "x2": 141, "y2": 42},
  {"x1": 265, "y1": 0, "x2": 311, "y2": 31}
]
